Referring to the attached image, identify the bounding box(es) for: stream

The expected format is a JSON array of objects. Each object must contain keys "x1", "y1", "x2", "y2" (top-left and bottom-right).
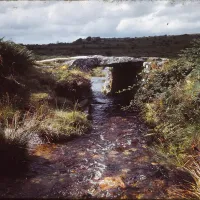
[{"x1": 0, "y1": 76, "x2": 190, "y2": 199}]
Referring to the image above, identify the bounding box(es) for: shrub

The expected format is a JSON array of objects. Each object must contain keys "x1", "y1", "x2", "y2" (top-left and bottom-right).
[{"x1": 0, "y1": 39, "x2": 35, "y2": 76}]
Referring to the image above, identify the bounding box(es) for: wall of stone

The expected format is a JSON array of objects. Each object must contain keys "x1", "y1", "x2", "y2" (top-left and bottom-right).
[{"x1": 110, "y1": 62, "x2": 144, "y2": 99}]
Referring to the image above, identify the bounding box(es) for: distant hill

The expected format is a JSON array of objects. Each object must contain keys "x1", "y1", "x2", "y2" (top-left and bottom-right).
[{"x1": 25, "y1": 33, "x2": 200, "y2": 60}]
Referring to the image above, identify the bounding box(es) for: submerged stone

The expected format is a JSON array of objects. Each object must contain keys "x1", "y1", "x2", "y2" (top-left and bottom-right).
[{"x1": 99, "y1": 176, "x2": 126, "y2": 190}]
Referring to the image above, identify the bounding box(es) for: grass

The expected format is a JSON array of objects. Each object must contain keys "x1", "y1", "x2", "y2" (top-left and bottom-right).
[
  {"x1": 186, "y1": 161, "x2": 200, "y2": 199},
  {"x1": 90, "y1": 67, "x2": 106, "y2": 77},
  {"x1": 54, "y1": 66, "x2": 91, "y2": 83},
  {"x1": 39, "y1": 109, "x2": 91, "y2": 142}
]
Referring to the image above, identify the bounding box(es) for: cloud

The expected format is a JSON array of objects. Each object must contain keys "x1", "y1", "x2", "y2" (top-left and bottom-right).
[{"x1": 0, "y1": 1, "x2": 200, "y2": 44}]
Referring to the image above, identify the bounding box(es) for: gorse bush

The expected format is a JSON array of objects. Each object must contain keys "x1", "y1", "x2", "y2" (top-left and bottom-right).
[{"x1": 0, "y1": 38, "x2": 35, "y2": 76}]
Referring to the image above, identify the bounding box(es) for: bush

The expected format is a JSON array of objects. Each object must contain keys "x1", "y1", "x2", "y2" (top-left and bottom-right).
[{"x1": 0, "y1": 39, "x2": 35, "y2": 76}]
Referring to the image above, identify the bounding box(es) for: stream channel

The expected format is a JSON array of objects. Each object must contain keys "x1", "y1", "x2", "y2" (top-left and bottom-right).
[{"x1": 0, "y1": 76, "x2": 190, "y2": 199}]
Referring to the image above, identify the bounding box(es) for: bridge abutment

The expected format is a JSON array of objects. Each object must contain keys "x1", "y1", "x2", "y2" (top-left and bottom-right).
[{"x1": 110, "y1": 62, "x2": 143, "y2": 98}]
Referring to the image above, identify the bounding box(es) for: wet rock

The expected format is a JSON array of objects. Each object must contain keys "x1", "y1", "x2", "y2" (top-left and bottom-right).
[{"x1": 82, "y1": 193, "x2": 93, "y2": 199}]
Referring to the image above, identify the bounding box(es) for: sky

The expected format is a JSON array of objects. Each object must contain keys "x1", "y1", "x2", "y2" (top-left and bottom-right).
[{"x1": 0, "y1": 0, "x2": 200, "y2": 44}]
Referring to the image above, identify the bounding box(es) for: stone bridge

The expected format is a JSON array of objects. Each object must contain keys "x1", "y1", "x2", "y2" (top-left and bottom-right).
[
  {"x1": 64, "y1": 55, "x2": 168, "y2": 96},
  {"x1": 38, "y1": 55, "x2": 169, "y2": 96}
]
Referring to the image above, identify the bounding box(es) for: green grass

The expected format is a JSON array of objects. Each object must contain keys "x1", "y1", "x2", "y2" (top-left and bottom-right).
[
  {"x1": 54, "y1": 66, "x2": 91, "y2": 83},
  {"x1": 39, "y1": 109, "x2": 91, "y2": 142},
  {"x1": 90, "y1": 67, "x2": 106, "y2": 77}
]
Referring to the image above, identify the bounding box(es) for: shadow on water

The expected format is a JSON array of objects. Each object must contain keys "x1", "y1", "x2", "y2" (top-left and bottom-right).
[{"x1": 0, "y1": 76, "x2": 195, "y2": 198}]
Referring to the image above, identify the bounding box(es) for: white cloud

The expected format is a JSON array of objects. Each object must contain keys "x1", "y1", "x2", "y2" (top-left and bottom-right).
[{"x1": 0, "y1": 1, "x2": 200, "y2": 44}]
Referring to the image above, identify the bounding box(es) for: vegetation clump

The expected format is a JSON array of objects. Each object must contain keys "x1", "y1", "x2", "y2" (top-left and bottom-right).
[
  {"x1": 39, "y1": 110, "x2": 91, "y2": 142},
  {"x1": 90, "y1": 67, "x2": 106, "y2": 77},
  {"x1": 127, "y1": 38, "x2": 200, "y2": 198},
  {"x1": 0, "y1": 38, "x2": 35, "y2": 76}
]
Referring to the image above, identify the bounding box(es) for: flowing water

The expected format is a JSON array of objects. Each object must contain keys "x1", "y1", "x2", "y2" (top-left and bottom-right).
[{"x1": 0, "y1": 76, "x2": 191, "y2": 199}]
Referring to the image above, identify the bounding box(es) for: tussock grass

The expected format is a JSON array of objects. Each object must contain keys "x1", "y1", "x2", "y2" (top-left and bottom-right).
[
  {"x1": 183, "y1": 160, "x2": 200, "y2": 199},
  {"x1": 39, "y1": 109, "x2": 91, "y2": 142}
]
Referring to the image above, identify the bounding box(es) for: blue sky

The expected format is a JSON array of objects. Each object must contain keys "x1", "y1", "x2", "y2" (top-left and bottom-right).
[{"x1": 0, "y1": 0, "x2": 200, "y2": 44}]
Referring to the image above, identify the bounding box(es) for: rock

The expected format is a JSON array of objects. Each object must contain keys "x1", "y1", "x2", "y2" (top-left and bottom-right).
[
  {"x1": 70, "y1": 58, "x2": 100, "y2": 72},
  {"x1": 66, "y1": 55, "x2": 145, "y2": 72}
]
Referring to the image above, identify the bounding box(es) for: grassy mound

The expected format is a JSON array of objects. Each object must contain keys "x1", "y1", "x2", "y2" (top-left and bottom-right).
[{"x1": 39, "y1": 110, "x2": 91, "y2": 142}]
